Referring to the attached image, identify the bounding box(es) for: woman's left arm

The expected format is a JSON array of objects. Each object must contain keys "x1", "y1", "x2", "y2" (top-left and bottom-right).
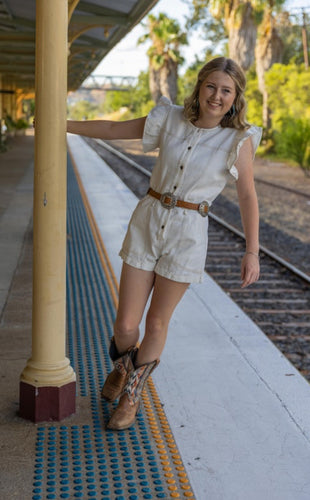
[{"x1": 235, "y1": 137, "x2": 260, "y2": 288}]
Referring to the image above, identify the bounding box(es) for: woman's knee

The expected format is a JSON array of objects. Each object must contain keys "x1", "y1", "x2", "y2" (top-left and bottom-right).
[
  {"x1": 114, "y1": 316, "x2": 139, "y2": 339},
  {"x1": 145, "y1": 312, "x2": 165, "y2": 337}
]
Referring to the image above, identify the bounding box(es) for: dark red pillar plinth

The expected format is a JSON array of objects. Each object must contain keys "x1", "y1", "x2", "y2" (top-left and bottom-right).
[{"x1": 19, "y1": 381, "x2": 76, "y2": 422}]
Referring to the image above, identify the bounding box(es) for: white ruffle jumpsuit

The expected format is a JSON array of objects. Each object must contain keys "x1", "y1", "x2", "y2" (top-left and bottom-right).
[{"x1": 119, "y1": 97, "x2": 262, "y2": 283}]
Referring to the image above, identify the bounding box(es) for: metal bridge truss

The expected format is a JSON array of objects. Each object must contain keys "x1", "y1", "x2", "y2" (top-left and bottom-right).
[{"x1": 80, "y1": 75, "x2": 138, "y2": 92}]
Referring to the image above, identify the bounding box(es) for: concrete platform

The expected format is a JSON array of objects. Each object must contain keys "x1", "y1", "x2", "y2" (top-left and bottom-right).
[
  {"x1": 0, "y1": 134, "x2": 34, "y2": 316},
  {"x1": 68, "y1": 134, "x2": 310, "y2": 500}
]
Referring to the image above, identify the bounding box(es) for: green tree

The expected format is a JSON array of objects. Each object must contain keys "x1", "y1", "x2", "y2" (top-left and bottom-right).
[
  {"x1": 264, "y1": 63, "x2": 310, "y2": 173},
  {"x1": 276, "y1": 11, "x2": 307, "y2": 65},
  {"x1": 127, "y1": 71, "x2": 154, "y2": 117},
  {"x1": 186, "y1": 4, "x2": 227, "y2": 52},
  {"x1": 98, "y1": 71, "x2": 154, "y2": 120},
  {"x1": 138, "y1": 13, "x2": 188, "y2": 103},
  {"x1": 67, "y1": 100, "x2": 97, "y2": 120},
  {"x1": 100, "y1": 88, "x2": 132, "y2": 115},
  {"x1": 265, "y1": 63, "x2": 310, "y2": 129},
  {"x1": 275, "y1": 118, "x2": 310, "y2": 175},
  {"x1": 244, "y1": 67, "x2": 263, "y2": 126}
]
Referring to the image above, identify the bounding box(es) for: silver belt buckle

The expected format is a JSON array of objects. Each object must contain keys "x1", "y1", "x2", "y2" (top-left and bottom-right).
[
  {"x1": 160, "y1": 192, "x2": 177, "y2": 209},
  {"x1": 198, "y1": 201, "x2": 209, "y2": 217}
]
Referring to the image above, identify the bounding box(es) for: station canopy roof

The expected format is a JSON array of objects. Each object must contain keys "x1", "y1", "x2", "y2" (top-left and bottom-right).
[{"x1": 0, "y1": 0, "x2": 158, "y2": 91}]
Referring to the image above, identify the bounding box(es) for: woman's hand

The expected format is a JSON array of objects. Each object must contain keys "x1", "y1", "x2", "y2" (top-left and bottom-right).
[{"x1": 240, "y1": 252, "x2": 260, "y2": 288}]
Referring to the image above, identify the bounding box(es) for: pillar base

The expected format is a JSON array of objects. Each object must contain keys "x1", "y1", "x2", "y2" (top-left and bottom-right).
[{"x1": 19, "y1": 380, "x2": 76, "y2": 422}]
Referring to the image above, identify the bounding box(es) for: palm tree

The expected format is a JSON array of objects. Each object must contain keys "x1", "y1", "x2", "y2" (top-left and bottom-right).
[
  {"x1": 189, "y1": 0, "x2": 261, "y2": 70},
  {"x1": 189, "y1": 0, "x2": 287, "y2": 69},
  {"x1": 255, "y1": 3, "x2": 285, "y2": 129},
  {"x1": 209, "y1": 1, "x2": 258, "y2": 70},
  {"x1": 138, "y1": 13, "x2": 188, "y2": 103}
]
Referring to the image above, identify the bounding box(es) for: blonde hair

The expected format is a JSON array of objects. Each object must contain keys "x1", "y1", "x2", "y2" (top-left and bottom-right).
[{"x1": 183, "y1": 57, "x2": 249, "y2": 130}]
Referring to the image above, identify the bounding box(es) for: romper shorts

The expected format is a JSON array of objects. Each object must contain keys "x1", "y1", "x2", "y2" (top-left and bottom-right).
[{"x1": 119, "y1": 195, "x2": 209, "y2": 284}]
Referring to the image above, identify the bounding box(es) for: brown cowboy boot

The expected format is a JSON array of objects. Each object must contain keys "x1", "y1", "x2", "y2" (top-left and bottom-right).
[
  {"x1": 101, "y1": 337, "x2": 137, "y2": 402},
  {"x1": 107, "y1": 359, "x2": 159, "y2": 430}
]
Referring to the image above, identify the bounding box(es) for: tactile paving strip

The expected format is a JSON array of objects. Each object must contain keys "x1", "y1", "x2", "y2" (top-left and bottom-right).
[{"x1": 31, "y1": 152, "x2": 195, "y2": 500}]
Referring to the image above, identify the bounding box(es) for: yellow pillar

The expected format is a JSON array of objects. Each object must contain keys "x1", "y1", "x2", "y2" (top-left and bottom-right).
[
  {"x1": 0, "y1": 74, "x2": 2, "y2": 124},
  {"x1": 2, "y1": 83, "x2": 11, "y2": 117},
  {"x1": 20, "y1": 0, "x2": 76, "y2": 422},
  {"x1": 0, "y1": 74, "x2": 3, "y2": 149},
  {"x1": 0, "y1": 74, "x2": 2, "y2": 118},
  {"x1": 16, "y1": 93, "x2": 24, "y2": 120},
  {"x1": 11, "y1": 84, "x2": 16, "y2": 122}
]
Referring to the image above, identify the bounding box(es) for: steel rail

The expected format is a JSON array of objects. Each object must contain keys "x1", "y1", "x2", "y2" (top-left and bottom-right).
[
  {"x1": 209, "y1": 213, "x2": 310, "y2": 285},
  {"x1": 254, "y1": 177, "x2": 310, "y2": 199}
]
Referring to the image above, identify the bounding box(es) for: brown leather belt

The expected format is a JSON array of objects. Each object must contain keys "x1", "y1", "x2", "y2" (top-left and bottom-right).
[{"x1": 147, "y1": 188, "x2": 209, "y2": 217}]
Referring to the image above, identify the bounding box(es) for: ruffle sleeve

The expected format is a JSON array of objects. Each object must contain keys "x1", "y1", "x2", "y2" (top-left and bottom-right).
[
  {"x1": 142, "y1": 96, "x2": 171, "y2": 153},
  {"x1": 226, "y1": 125, "x2": 262, "y2": 180}
]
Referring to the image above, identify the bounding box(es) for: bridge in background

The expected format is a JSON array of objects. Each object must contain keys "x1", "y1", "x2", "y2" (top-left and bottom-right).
[{"x1": 80, "y1": 75, "x2": 139, "y2": 91}]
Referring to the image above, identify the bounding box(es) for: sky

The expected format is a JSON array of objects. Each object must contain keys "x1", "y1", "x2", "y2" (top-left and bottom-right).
[{"x1": 91, "y1": 0, "x2": 310, "y2": 79}]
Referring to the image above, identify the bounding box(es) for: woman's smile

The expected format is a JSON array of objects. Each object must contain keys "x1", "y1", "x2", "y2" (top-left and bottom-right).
[{"x1": 197, "y1": 70, "x2": 236, "y2": 127}]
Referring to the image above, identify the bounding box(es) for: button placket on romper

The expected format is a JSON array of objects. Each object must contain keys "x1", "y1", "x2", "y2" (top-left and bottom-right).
[
  {"x1": 156, "y1": 128, "x2": 202, "y2": 241},
  {"x1": 173, "y1": 128, "x2": 203, "y2": 201}
]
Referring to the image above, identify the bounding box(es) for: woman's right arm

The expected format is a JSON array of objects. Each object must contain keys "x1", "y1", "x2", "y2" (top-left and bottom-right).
[{"x1": 67, "y1": 116, "x2": 147, "y2": 140}]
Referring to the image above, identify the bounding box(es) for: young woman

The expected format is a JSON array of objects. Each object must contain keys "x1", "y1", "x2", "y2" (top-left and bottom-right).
[{"x1": 67, "y1": 57, "x2": 262, "y2": 430}]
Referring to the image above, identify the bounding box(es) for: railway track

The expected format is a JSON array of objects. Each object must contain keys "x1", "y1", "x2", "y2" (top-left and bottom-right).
[
  {"x1": 83, "y1": 137, "x2": 310, "y2": 382},
  {"x1": 254, "y1": 177, "x2": 310, "y2": 199}
]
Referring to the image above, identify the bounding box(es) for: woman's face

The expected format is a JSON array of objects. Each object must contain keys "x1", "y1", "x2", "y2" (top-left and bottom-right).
[{"x1": 198, "y1": 70, "x2": 237, "y2": 124}]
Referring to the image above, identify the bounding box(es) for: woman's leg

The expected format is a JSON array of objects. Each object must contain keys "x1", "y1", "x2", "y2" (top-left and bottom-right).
[
  {"x1": 135, "y1": 274, "x2": 189, "y2": 366},
  {"x1": 113, "y1": 262, "x2": 156, "y2": 353},
  {"x1": 107, "y1": 274, "x2": 189, "y2": 429},
  {"x1": 101, "y1": 263, "x2": 155, "y2": 402}
]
